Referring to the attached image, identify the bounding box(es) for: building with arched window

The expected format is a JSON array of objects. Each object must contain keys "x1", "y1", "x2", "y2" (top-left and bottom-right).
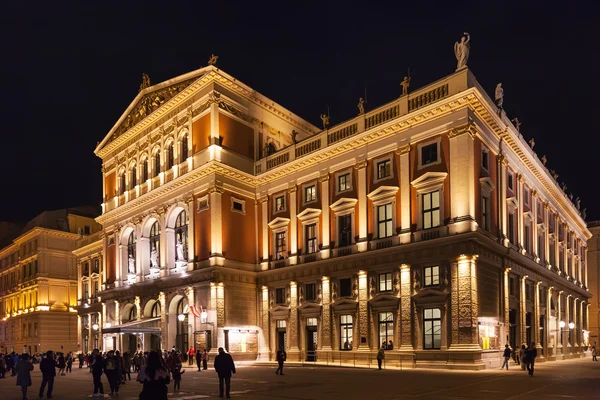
[{"x1": 76, "y1": 63, "x2": 591, "y2": 368}]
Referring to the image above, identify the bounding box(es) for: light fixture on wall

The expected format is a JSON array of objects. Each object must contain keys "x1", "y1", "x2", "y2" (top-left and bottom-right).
[
  {"x1": 568, "y1": 322, "x2": 575, "y2": 330},
  {"x1": 177, "y1": 314, "x2": 186, "y2": 322},
  {"x1": 105, "y1": 322, "x2": 112, "y2": 328},
  {"x1": 559, "y1": 320, "x2": 566, "y2": 329},
  {"x1": 200, "y1": 310, "x2": 208, "y2": 324},
  {"x1": 92, "y1": 323, "x2": 99, "y2": 331}
]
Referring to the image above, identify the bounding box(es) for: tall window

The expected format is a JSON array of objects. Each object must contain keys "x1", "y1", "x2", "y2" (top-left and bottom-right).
[
  {"x1": 481, "y1": 148, "x2": 489, "y2": 170},
  {"x1": 379, "y1": 273, "x2": 392, "y2": 292},
  {"x1": 424, "y1": 266, "x2": 440, "y2": 287},
  {"x1": 275, "y1": 232, "x2": 286, "y2": 259},
  {"x1": 377, "y1": 203, "x2": 393, "y2": 238},
  {"x1": 127, "y1": 232, "x2": 136, "y2": 271},
  {"x1": 421, "y1": 143, "x2": 438, "y2": 165},
  {"x1": 340, "y1": 278, "x2": 352, "y2": 297},
  {"x1": 305, "y1": 283, "x2": 316, "y2": 301},
  {"x1": 176, "y1": 297, "x2": 189, "y2": 352},
  {"x1": 119, "y1": 172, "x2": 126, "y2": 195},
  {"x1": 129, "y1": 165, "x2": 137, "y2": 189},
  {"x1": 538, "y1": 232, "x2": 544, "y2": 262},
  {"x1": 142, "y1": 159, "x2": 149, "y2": 182},
  {"x1": 275, "y1": 288, "x2": 286, "y2": 304},
  {"x1": 149, "y1": 222, "x2": 161, "y2": 268},
  {"x1": 83, "y1": 283, "x2": 89, "y2": 299},
  {"x1": 524, "y1": 223, "x2": 531, "y2": 253},
  {"x1": 508, "y1": 212, "x2": 515, "y2": 243},
  {"x1": 340, "y1": 315, "x2": 353, "y2": 350},
  {"x1": 481, "y1": 196, "x2": 489, "y2": 231},
  {"x1": 154, "y1": 152, "x2": 161, "y2": 176},
  {"x1": 174, "y1": 211, "x2": 188, "y2": 261},
  {"x1": 275, "y1": 196, "x2": 285, "y2": 212},
  {"x1": 166, "y1": 143, "x2": 174, "y2": 169},
  {"x1": 338, "y1": 214, "x2": 352, "y2": 247},
  {"x1": 507, "y1": 172, "x2": 514, "y2": 191},
  {"x1": 151, "y1": 301, "x2": 161, "y2": 318},
  {"x1": 423, "y1": 308, "x2": 441, "y2": 350},
  {"x1": 305, "y1": 185, "x2": 316, "y2": 203},
  {"x1": 422, "y1": 191, "x2": 440, "y2": 229},
  {"x1": 524, "y1": 188, "x2": 530, "y2": 206},
  {"x1": 180, "y1": 134, "x2": 188, "y2": 163},
  {"x1": 377, "y1": 160, "x2": 391, "y2": 180},
  {"x1": 338, "y1": 173, "x2": 350, "y2": 192},
  {"x1": 378, "y1": 312, "x2": 393, "y2": 347},
  {"x1": 305, "y1": 224, "x2": 317, "y2": 254}
]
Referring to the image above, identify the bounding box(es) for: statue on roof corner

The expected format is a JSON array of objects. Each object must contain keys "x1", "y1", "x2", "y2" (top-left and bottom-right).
[
  {"x1": 541, "y1": 155, "x2": 547, "y2": 165},
  {"x1": 400, "y1": 76, "x2": 411, "y2": 95},
  {"x1": 528, "y1": 137, "x2": 535, "y2": 150},
  {"x1": 320, "y1": 114, "x2": 330, "y2": 130},
  {"x1": 454, "y1": 32, "x2": 470, "y2": 70},
  {"x1": 512, "y1": 118, "x2": 521, "y2": 132},
  {"x1": 357, "y1": 98, "x2": 365, "y2": 115},
  {"x1": 139, "y1": 73, "x2": 151, "y2": 92},
  {"x1": 495, "y1": 83, "x2": 504, "y2": 113},
  {"x1": 207, "y1": 54, "x2": 219, "y2": 66}
]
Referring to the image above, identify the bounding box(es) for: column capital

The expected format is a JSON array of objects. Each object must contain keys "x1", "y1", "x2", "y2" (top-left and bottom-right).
[
  {"x1": 318, "y1": 174, "x2": 330, "y2": 183},
  {"x1": 395, "y1": 144, "x2": 411, "y2": 155},
  {"x1": 287, "y1": 186, "x2": 297, "y2": 194},
  {"x1": 354, "y1": 160, "x2": 367, "y2": 170}
]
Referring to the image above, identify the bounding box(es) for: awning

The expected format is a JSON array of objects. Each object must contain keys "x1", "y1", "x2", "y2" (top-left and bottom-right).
[{"x1": 102, "y1": 317, "x2": 161, "y2": 334}]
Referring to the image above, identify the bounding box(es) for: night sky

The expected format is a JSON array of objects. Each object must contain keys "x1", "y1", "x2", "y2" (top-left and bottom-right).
[{"x1": 1, "y1": 1, "x2": 599, "y2": 224}]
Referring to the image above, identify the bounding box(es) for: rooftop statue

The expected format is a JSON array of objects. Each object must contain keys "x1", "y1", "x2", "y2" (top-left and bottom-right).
[
  {"x1": 528, "y1": 138, "x2": 535, "y2": 150},
  {"x1": 550, "y1": 169, "x2": 559, "y2": 180},
  {"x1": 139, "y1": 73, "x2": 151, "y2": 92},
  {"x1": 454, "y1": 32, "x2": 470, "y2": 70},
  {"x1": 207, "y1": 54, "x2": 219, "y2": 66},
  {"x1": 575, "y1": 197, "x2": 581, "y2": 210},
  {"x1": 582, "y1": 208, "x2": 587, "y2": 220},
  {"x1": 495, "y1": 83, "x2": 504, "y2": 112},
  {"x1": 512, "y1": 118, "x2": 521, "y2": 132},
  {"x1": 541, "y1": 155, "x2": 547, "y2": 165},
  {"x1": 357, "y1": 98, "x2": 365, "y2": 115},
  {"x1": 400, "y1": 76, "x2": 411, "y2": 95},
  {"x1": 320, "y1": 113, "x2": 330, "y2": 130}
]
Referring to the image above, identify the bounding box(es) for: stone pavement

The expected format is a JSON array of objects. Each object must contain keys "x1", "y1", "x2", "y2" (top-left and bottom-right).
[{"x1": 1, "y1": 357, "x2": 599, "y2": 399}]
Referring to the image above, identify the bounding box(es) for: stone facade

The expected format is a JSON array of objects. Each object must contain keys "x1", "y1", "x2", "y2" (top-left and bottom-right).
[{"x1": 587, "y1": 222, "x2": 600, "y2": 348}]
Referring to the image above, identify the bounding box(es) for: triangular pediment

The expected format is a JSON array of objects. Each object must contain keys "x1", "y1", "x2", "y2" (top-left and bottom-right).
[
  {"x1": 330, "y1": 197, "x2": 358, "y2": 213},
  {"x1": 297, "y1": 207, "x2": 322, "y2": 222},
  {"x1": 411, "y1": 172, "x2": 448, "y2": 191},
  {"x1": 479, "y1": 177, "x2": 495, "y2": 193},
  {"x1": 268, "y1": 217, "x2": 291, "y2": 230},
  {"x1": 412, "y1": 288, "x2": 449, "y2": 307},
  {"x1": 367, "y1": 186, "x2": 399, "y2": 202}
]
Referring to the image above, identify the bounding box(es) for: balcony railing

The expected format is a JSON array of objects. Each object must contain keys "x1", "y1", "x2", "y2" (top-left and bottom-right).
[
  {"x1": 414, "y1": 226, "x2": 448, "y2": 242},
  {"x1": 369, "y1": 236, "x2": 400, "y2": 251},
  {"x1": 332, "y1": 244, "x2": 357, "y2": 258},
  {"x1": 299, "y1": 252, "x2": 321, "y2": 264}
]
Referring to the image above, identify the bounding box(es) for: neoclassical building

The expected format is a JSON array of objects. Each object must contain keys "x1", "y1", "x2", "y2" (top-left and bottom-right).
[
  {"x1": 78, "y1": 62, "x2": 591, "y2": 369},
  {"x1": 587, "y1": 221, "x2": 599, "y2": 348},
  {"x1": 0, "y1": 208, "x2": 101, "y2": 354}
]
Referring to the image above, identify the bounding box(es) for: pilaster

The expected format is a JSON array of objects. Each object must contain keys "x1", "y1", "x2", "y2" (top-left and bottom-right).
[
  {"x1": 398, "y1": 145, "x2": 411, "y2": 244},
  {"x1": 186, "y1": 287, "x2": 196, "y2": 344},
  {"x1": 258, "y1": 286, "x2": 270, "y2": 360},
  {"x1": 449, "y1": 255, "x2": 480, "y2": 350},
  {"x1": 159, "y1": 292, "x2": 166, "y2": 351},
  {"x1": 209, "y1": 184, "x2": 223, "y2": 260},
  {"x1": 320, "y1": 277, "x2": 332, "y2": 351},
  {"x1": 357, "y1": 270, "x2": 369, "y2": 350},
  {"x1": 288, "y1": 186, "x2": 298, "y2": 264},
  {"x1": 185, "y1": 195, "x2": 195, "y2": 267},
  {"x1": 260, "y1": 196, "x2": 269, "y2": 267},
  {"x1": 448, "y1": 125, "x2": 476, "y2": 234},
  {"x1": 520, "y1": 276, "x2": 527, "y2": 345},
  {"x1": 399, "y1": 264, "x2": 414, "y2": 351},
  {"x1": 288, "y1": 281, "x2": 299, "y2": 356},
  {"x1": 319, "y1": 174, "x2": 330, "y2": 257},
  {"x1": 498, "y1": 156, "x2": 508, "y2": 243},
  {"x1": 355, "y1": 161, "x2": 368, "y2": 252},
  {"x1": 517, "y1": 175, "x2": 524, "y2": 250}
]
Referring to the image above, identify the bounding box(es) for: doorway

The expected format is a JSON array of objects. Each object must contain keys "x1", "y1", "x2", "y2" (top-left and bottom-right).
[
  {"x1": 276, "y1": 320, "x2": 287, "y2": 352},
  {"x1": 305, "y1": 317, "x2": 317, "y2": 361}
]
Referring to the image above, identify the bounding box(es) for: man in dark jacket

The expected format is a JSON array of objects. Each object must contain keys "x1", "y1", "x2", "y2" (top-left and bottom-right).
[
  {"x1": 91, "y1": 349, "x2": 105, "y2": 396},
  {"x1": 39, "y1": 351, "x2": 56, "y2": 398},
  {"x1": 104, "y1": 350, "x2": 120, "y2": 395},
  {"x1": 275, "y1": 348, "x2": 286, "y2": 375},
  {"x1": 213, "y1": 347, "x2": 236, "y2": 398},
  {"x1": 525, "y1": 342, "x2": 538, "y2": 376}
]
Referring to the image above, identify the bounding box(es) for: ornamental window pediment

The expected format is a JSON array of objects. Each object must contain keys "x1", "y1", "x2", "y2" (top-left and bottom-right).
[
  {"x1": 411, "y1": 172, "x2": 448, "y2": 193},
  {"x1": 330, "y1": 198, "x2": 358, "y2": 214},
  {"x1": 297, "y1": 208, "x2": 322, "y2": 223},
  {"x1": 367, "y1": 186, "x2": 399, "y2": 203},
  {"x1": 268, "y1": 217, "x2": 290, "y2": 231},
  {"x1": 479, "y1": 177, "x2": 495, "y2": 195},
  {"x1": 506, "y1": 197, "x2": 519, "y2": 210}
]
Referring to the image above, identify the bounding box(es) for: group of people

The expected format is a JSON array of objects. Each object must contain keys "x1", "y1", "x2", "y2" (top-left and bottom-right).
[{"x1": 501, "y1": 342, "x2": 538, "y2": 376}]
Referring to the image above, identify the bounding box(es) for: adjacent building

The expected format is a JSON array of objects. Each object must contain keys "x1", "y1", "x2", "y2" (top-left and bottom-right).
[
  {"x1": 587, "y1": 221, "x2": 600, "y2": 348},
  {"x1": 0, "y1": 208, "x2": 101, "y2": 354},
  {"x1": 78, "y1": 63, "x2": 591, "y2": 369}
]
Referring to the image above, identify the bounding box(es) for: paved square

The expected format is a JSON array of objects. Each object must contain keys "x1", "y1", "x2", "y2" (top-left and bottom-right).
[{"x1": 0, "y1": 358, "x2": 598, "y2": 399}]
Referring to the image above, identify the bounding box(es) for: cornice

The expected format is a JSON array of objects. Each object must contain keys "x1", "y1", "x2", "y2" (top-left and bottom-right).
[{"x1": 72, "y1": 239, "x2": 103, "y2": 257}]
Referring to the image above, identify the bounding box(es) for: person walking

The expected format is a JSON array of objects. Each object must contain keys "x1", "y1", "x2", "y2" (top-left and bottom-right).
[
  {"x1": 214, "y1": 347, "x2": 236, "y2": 399},
  {"x1": 519, "y1": 344, "x2": 527, "y2": 371},
  {"x1": 0, "y1": 354, "x2": 6, "y2": 378},
  {"x1": 377, "y1": 346, "x2": 385, "y2": 370},
  {"x1": 16, "y1": 353, "x2": 34, "y2": 400},
  {"x1": 39, "y1": 351, "x2": 56, "y2": 399},
  {"x1": 500, "y1": 344, "x2": 512, "y2": 370},
  {"x1": 202, "y1": 350, "x2": 208, "y2": 370},
  {"x1": 196, "y1": 349, "x2": 202, "y2": 371},
  {"x1": 66, "y1": 353, "x2": 73, "y2": 374},
  {"x1": 171, "y1": 364, "x2": 185, "y2": 393},
  {"x1": 91, "y1": 349, "x2": 105, "y2": 397},
  {"x1": 123, "y1": 352, "x2": 132, "y2": 382},
  {"x1": 104, "y1": 350, "x2": 120, "y2": 396},
  {"x1": 275, "y1": 347, "x2": 286, "y2": 375},
  {"x1": 57, "y1": 353, "x2": 66, "y2": 376},
  {"x1": 187, "y1": 347, "x2": 195, "y2": 366},
  {"x1": 592, "y1": 346, "x2": 598, "y2": 361},
  {"x1": 525, "y1": 342, "x2": 538, "y2": 376},
  {"x1": 78, "y1": 353, "x2": 84, "y2": 369},
  {"x1": 137, "y1": 350, "x2": 170, "y2": 400}
]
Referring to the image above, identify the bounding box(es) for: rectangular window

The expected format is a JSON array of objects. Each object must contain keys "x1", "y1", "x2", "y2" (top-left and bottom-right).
[
  {"x1": 538, "y1": 233, "x2": 544, "y2": 262},
  {"x1": 507, "y1": 172, "x2": 514, "y2": 191},
  {"x1": 422, "y1": 191, "x2": 440, "y2": 229},
  {"x1": 481, "y1": 148, "x2": 489, "y2": 170},
  {"x1": 305, "y1": 185, "x2": 316, "y2": 203},
  {"x1": 275, "y1": 196, "x2": 285, "y2": 212},
  {"x1": 142, "y1": 161, "x2": 149, "y2": 182},
  {"x1": 421, "y1": 143, "x2": 438, "y2": 166},
  {"x1": 93, "y1": 259, "x2": 99, "y2": 273},
  {"x1": 509, "y1": 276, "x2": 516, "y2": 296},
  {"x1": 378, "y1": 273, "x2": 392, "y2": 292},
  {"x1": 306, "y1": 317, "x2": 317, "y2": 327},
  {"x1": 275, "y1": 232, "x2": 286, "y2": 259},
  {"x1": 524, "y1": 223, "x2": 531, "y2": 253},
  {"x1": 340, "y1": 315, "x2": 353, "y2": 350},
  {"x1": 232, "y1": 200, "x2": 243, "y2": 212},
  {"x1": 305, "y1": 224, "x2": 317, "y2": 254},
  {"x1": 34, "y1": 322, "x2": 38, "y2": 337},
  {"x1": 424, "y1": 266, "x2": 440, "y2": 287},
  {"x1": 338, "y1": 173, "x2": 350, "y2": 192},
  {"x1": 378, "y1": 312, "x2": 394, "y2": 348},
  {"x1": 508, "y1": 212, "x2": 515, "y2": 243},
  {"x1": 481, "y1": 196, "x2": 489, "y2": 231},
  {"x1": 305, "y1": 283, "x2": 316, "y2": 301},
  {"x1": 524, "y1": 188, "x2": 530, "y2": 206},
  {"x1": 83, "y1": 283, "x2": 89, "y2": 299},
  {"x1": 275, "y1": 288, "x2": 286, "y2": 305},
  {"x1": 338, "y1": 214, "x2": 352, "y2": 247},
  {"x1": 276, "y1": 320, "x2": 287, "y2": 328},
  {"x1": 377, "y1": 203, "x2": 393, "y2": 238},
  {"x1": 340, "y1": 278, "x2": 352, "y2": 298},
  {"x1": 377, "y1": 160, "x2": 391, "y2": 180},
  {"x1": 423, "y1": 308, "x2": 441, "y2": 350}
]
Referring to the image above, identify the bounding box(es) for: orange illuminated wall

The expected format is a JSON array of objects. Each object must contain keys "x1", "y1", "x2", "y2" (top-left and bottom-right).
[
  {"x1": 104, "y1": 172, "x2": 116, "y2": 201},
  {"x1": 192, "y1": 114, "x2": 211, "y2": 154},
  {"x1": 221, "y1": 192, "x2": 256, "y2": 264},
  {"x1": 194, "y1": 193, "x2": 211, "y2": 261},
  {"x1": 219, "y1": 113, "x2": 255, "y2": 160},
  {"x1": 106, "y1": 241, "x2": 116, "y2": 283}
]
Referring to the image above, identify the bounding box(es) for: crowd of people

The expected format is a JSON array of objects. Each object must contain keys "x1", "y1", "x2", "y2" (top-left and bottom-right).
[
  {"x1": 1, "y1": 347, "x2": 236, "y2": 399},
  {"x1": 501, "y1": 341, "x2": 539, "y2": 375}
]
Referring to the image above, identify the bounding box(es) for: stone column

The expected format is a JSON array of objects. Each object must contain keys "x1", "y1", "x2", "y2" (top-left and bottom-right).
[
  {"x1": 450, "y1": 255, "x2": 480, "y2": 350},
  {"x1": 532, "y1": 193, "x2": 539, "y2": 260},
  {"x1": 545, "y1": 287, "x2": 552, "y2": 360},
  {"x1": 398, "y1": 145, "x2": 411, "y2": 244},
  {"x1": 209, "y1": 184, "x2": 223, "y2": 261},
  {"x1": 288, "y1": 186, "x2": 298, "y2": 264},
  {"x1": 520, "y1": 276, "x2": 527, "y2": 345},
  {"x1": 503, "y1": 268, "x2": 510, "y2": 347},
  {"x1": 534, "y1": 281, "x2": 543, "y2": 359},
  {"x1": 399, "y1": 264, "x2": 413, "y2": 351},
  {"x1": 517, "y1": 175, "x2": 524, "y2": 251},
  {"x1": 211, "y1": 283, "x2": 225, "y2": 348},
  {"x1": 209, "y1": 96, "x2": 220, "y2": 146},
  {"x1": 498, "y1": 156, "x2": 508, "y2": 244},
  {"x1": 258, "y1": 286, "x2": 270, "y2": 360},
  {"x1": 573, "y1": 298, "x2": 579, "y2": 349},
  {"x1": 320, "y1": 277, "x2": 332, "y2": 351},
  {"x1": 159, "y1": 292, "x2": 167, "y2": 351},
  {"x1": 544, "y1": 205, "x2": 550, "y2": 265},
  {"x1": 565, "y1": 295, "x2": 571, "y2": 355},
  {"x1": 185, "y1": 195, "x2": 195, "y2": 267},
  {"x1": 355, "y1": 161, "x2": 368, "y2": 252},
  {"x1": 448, "y1": 125, "x2": 476, "y2": 234},
  {"x1": 319, "y1": 175, "x2": 330, "y2": 257},
  {"x1": 288, "y1": 281, "x2": 299, "y2": 358},
  {"x1": 556, "y1": 291, "x2": 564, "y2": 358},
  {"x1": 186, "y1": 287, "x2": 196, "y2": 346},
  {"x1": 357, "y1": 271, "x2": 369, "y2": 351},
  {"x1": 260, "y1": 196, "x2": 269, "y2": 269}
]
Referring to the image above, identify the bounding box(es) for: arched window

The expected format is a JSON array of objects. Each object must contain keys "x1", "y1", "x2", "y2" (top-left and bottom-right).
[
  {"x1": 128, "y1": 306, "x2": 137, "y2": 322},
  {"x1": 151, "y1": 301, "x2": 161, "y2": 318},
  {"x1": 174, "y1": 211, "x2": 188, "y2": 261},
  {"x1": 176, "y1": 298, "x2": 189, "y2": 351},
  {"x1": 167, "y1": 143, "x2": 174, "y2": 169},
  {"x1": 119, "y1": 171, "x2": 126, "y2": 195},
  {"x1": 127, "y1": 232, "x2": 136, "y2": 274},
  {"x1": 142, "y1": 158, "x2": 149, "y2": 182},
  {"x1": 129, "y1": 164, "x2": 137, "y2": 189},
  {"x1": 180, "y1": 134, "x2": 188, "y2": 164},
  {"x1": 149, "y1": 222, "x2": 160, "y2": 269},
  {"x1": 154, "y1": 152, "x2": 161, "y2": 177}
]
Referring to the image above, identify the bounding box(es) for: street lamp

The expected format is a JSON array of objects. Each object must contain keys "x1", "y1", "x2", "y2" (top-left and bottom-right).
[
  {"x1": 559, "y1": 321, "x2": 566, "y2": 329},
  {"x1": 200, "y1": 310, "x2": 208, "y2": 324},
  {"x1": 92, "y1": 323, "x2": 99, "y2": 331},
  {"x1": 105, "y1": 322, "x2": 112, "y2": 328},
  {"x1": 177, "y1": 314, "x2": 186, "y2": 322},
  {"x1": 568, "y1": 322, "x2": 575, "y2": 330}
]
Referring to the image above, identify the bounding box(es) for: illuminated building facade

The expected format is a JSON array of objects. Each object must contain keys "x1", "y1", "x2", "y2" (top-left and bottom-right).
[
  {"x1": 587, "y1": 222, "x2": 600, "y2": 348},
  {"x1": 82, "y1": 65, "x2": 590, "y2": 368},
  {"x1": 0, "y1": 208, "x2": 101, "y2": 354}
]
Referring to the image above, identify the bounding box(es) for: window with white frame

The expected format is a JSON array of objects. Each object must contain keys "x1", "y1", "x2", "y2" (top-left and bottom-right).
[
  {"x1": 275, "y1": 231, "x2": 286, "y2": 259},
  {"x1": 421, "y1": 143, "x2": 438, "y2": 166},
  {"x1": 340, "y1": 315, "x2": 353, "y2": 350},
  {"x1": 338, "y1": 173, "x2": 350, "y2": 192},
  {"x1": 422, "y1": 191, "x2": 440, "y2": 229},
  {"x1": 378, "y1": 273, "x2": 392, "y2": 292},
  {"x1": 377, "y1": 160, "x2": 391, "y2": 180},
  {"x1": 377, "y1": 203, "x2": 393, "y2": 238},
  {"x1": 538, "y1": 231, "x2": 544, "y2": 262},
  {"x1": 275, "y1": 196, "x2": 285, "y2": 212},
  {"x1": 180, "y1": 133, "x2": 188, "y2": 163},
  {"x1": 423, "y1": 308, "x2": 441, "y2": 350},
  {"x1": 378, "y1": 312, "x2": 394, "y2": 347},
  {"x1": 305, "y1": 224, "x2": 317, "y2": 254},
  {"x1": 524, "y1": 188, "x2": 530, "y2": 206},
  {"x1": 167, "y1": 143, "x2": 174, "y2": 169},
  {"x1": 507, "y1": 171, "x2": 514, "y2": 191},
  {"x1": 142, "y1": 159, "x2": 149, "y2": 181},
  {"x1": 424, "y1": 266, "x2": 440, "y2": 287},
  {"x1": 508, "y1": 211, "x2": 515, "y2": 243},
  {"x1": 154, "y1": 152, "x2": 161, "y2": 176},
  {"x1": 524, "y1": 222, "x2": 531, "y2": 253},
  {"x1": 129, "y1": 164, "x2": 137, "y2": 189},
  {"x1": 231, "y1": 198, "x2": 246, "y2": 215},
  {"x1": 481, "y1": 147, "x2": 489, "y2": 171},
  {"x1": 338, "y1": 214, "x2": 352, "y2": 247},
  {"x1": 304, "y1": 185, "x2": 316, "y2": 203},
  {"x1": 481, "y1": 195, "x2": 490, "y2": 231}
]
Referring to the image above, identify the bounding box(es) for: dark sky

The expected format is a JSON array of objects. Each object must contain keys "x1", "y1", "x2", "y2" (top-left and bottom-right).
[{"x1": 1, "y1": 1, "x2": 599, "y2": 224}]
